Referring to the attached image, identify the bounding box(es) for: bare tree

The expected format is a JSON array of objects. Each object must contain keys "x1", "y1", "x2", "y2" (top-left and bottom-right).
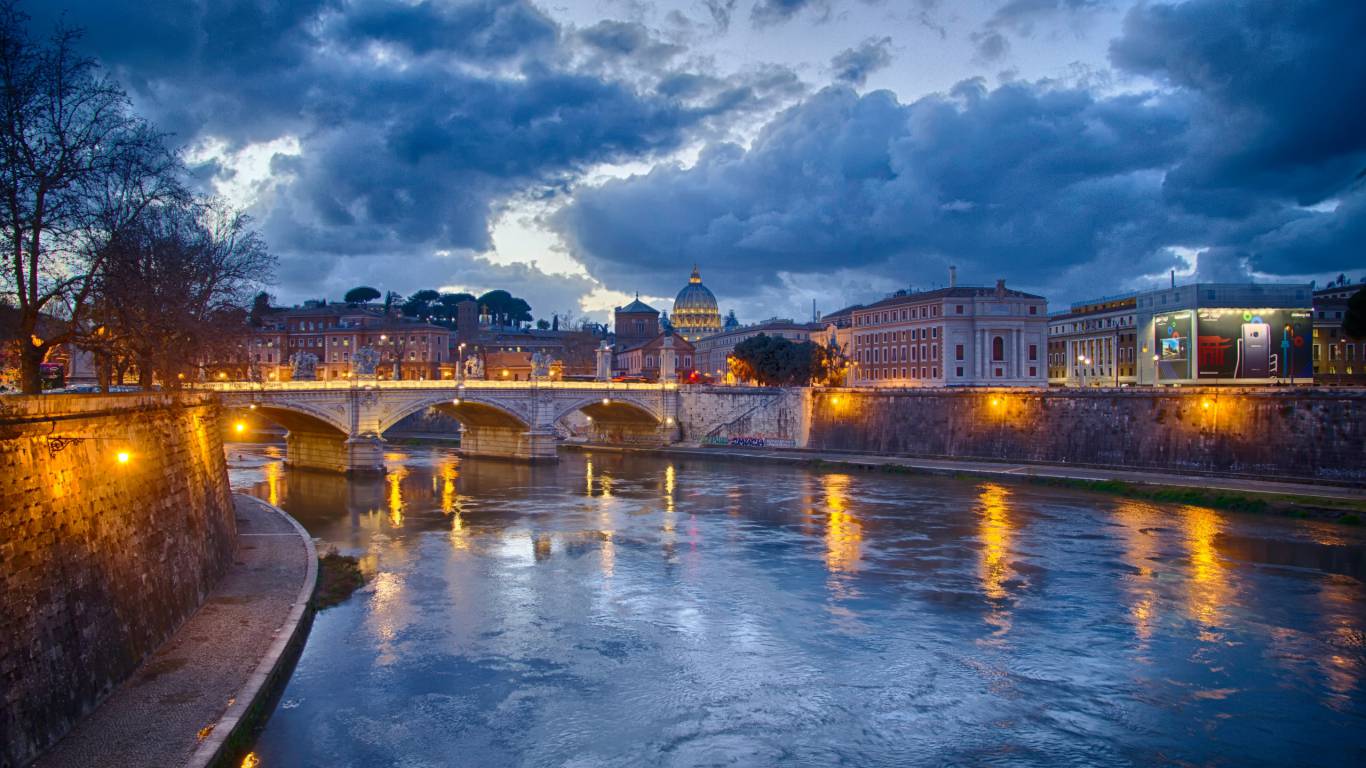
[
  {"x1": 0, "y1": 2, "x2": 178, "y2": 393},
  {"x1": 96, "y1": 198, "x2": 274, "y2": 388}
]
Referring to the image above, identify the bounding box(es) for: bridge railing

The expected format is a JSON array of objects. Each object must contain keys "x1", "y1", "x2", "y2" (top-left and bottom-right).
[{"x1": 195, "y1": 379, "x2": 677, "y2": 393}]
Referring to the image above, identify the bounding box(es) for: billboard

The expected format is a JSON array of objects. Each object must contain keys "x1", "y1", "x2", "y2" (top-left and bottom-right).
[
  {"x1": 1195, "y1": 308, "x2": 1312, "y2": 380},
  {"x1": 1154, "y1": 310, "x2": 1193, "y2": 381}
]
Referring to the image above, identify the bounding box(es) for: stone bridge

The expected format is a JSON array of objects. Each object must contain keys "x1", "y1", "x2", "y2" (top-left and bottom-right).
[{"x1": 203, "y1": 380, "x2": 681, "y2": 471}]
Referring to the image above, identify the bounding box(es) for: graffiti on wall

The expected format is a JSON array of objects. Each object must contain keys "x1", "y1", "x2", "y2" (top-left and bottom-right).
[{"x1": 702, "y1": 434, "x2": 797, "y2": 449}]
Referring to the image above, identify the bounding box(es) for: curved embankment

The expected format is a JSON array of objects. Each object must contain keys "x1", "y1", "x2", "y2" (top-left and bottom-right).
[{"x1": 1, "y1": 394, "x2": 317, "y2": 768}]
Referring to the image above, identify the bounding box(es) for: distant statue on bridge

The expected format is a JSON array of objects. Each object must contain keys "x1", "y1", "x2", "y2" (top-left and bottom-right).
[
  {"x1": 290, "y1": 352, "x2": 319, "y2": 381},
  {"x1": 530, "y1": 350, "x2": 556, "y2": 380},
  {"x1": 464, "y1": 354, "x2": 484, "y2": 380},
  {"x1": 354, "y1": 346, "x2": 380, "y2": 378}
]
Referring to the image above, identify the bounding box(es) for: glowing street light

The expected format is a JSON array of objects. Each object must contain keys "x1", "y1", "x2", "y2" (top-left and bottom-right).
[
  {"x1": 234, "y1": 421, "x2": 247, "y2": 434},
  {"x1": 115, "y1": 451, "x2": 131, "y2": 465}
]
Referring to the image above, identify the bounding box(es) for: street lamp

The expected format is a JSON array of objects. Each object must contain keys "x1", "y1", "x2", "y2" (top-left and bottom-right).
[{"x1": 457, "y1": 342, "x2": 467, "y2": 382}]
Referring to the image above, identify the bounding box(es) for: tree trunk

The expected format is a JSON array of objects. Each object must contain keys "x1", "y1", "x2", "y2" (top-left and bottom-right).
[
  {"x1": 19, "y1": 342, "x2": 45, "y2": 394},
  {"x1": 138, "y1": 356, "x2": 154, "y2": 390}
]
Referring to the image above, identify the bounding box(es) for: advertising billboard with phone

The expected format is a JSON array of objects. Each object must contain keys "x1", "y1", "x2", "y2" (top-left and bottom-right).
[
  {"x1": 1153, "y1": 310, "x2": 1193, "y2": 381},
  {"x1": 1195, "y1": 308, "x2": 1312, "y2": 380}
]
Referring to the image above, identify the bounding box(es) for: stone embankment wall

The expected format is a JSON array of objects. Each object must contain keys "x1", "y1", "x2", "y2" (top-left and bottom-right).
[
  {"x1": 806, "y1": 387, "x2": 1365, "y2": 482},
  {"x1": 0, "y1": 393, "x2": 236, "y2": 767},
  {"x1": 678, "y1": 387, "x2": 812, "y2": 448}
]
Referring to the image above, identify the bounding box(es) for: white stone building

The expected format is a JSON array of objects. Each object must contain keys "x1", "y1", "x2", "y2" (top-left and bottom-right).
[{"x1": 847, "y1": 274, "x2": 1048, "y2": 387}]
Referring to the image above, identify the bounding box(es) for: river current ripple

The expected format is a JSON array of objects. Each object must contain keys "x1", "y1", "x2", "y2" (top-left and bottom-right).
[{"x1": 226, "y1": 444, "x2": 1365, "y2": 767}]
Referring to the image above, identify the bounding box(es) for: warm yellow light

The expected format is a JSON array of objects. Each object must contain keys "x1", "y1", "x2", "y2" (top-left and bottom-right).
[
  {"x1": 666, "y1": 417, "x2": 675, "y2": 425},
  {"x1": 234, "y1": 421, "x2": 246, "y2": 434},
  {"x1": 452, "y1": 397, "x2": 461, "y2": 405},
  {"x1": 602, "y1": 398, "x2": 611, "y2": 406},
  {"x1": 115, "y1": 451, "x2": 130, "y2": 464},
  {"x1": 501, "y1": 369, "x2": 510, "y2": 377},
  {"x1": 177, "y1": 372, "x2": 185, "y2": 380},
  {"x1": 585, "y1": 415, "x2": 593, "y2": 421},
  {"x1": 1202, "y1": 400, "x2": 1212, "y2": 410},
  {"x1": 218, "y1": 372, "x2": 228, "y2": 380},
  {"x1": 991, "y1": 397, "x2": 1000, "y2": 407},
  {"x1": 831, "y1": 395, "x2": 841, "y2": 405},
  {"x1": 248, "y1": 403, "x2": 257, "y2": 410}
]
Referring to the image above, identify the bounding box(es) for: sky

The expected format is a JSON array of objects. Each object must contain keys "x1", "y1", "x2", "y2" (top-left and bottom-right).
[{"x1": 28, "y1": 0, "x2": 1366, "y2": 324}]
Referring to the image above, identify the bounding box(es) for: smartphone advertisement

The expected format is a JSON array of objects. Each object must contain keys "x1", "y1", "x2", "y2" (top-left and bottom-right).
[
  {"x1": 1195, "y1": 308, "x2": 1312, "y2": 380},
  {"x1": 1154, "y1": 311, "x2": 1193, "y2": 381}
]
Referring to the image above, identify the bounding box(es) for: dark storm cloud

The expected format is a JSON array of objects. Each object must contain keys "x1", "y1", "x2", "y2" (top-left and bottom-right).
[
  {"x1": 830, "y1": 36, "x2": 892, "y2": 86},
  {"x1": 556, "y1": 0, "x2": 1366, "y2": 306},
  {"x1": 25, "y1": 0, "x2": 801, "y2": 305},
  {"x1": 556, "y1": 81, "x2": 1191, "y2": 299}
]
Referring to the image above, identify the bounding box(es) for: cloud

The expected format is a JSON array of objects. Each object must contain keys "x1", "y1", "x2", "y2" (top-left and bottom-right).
[
  {"x1": 555, "y1": 81, "x2": 1192, "y2": 305},
  {"x1": 25, "y1": 0, "x2": 804, "y2": 310},
  {"x1": 830, "y1": 36, "x2": 892, "y2": 86},
  {"x1": 1110, "y1": 0, "x2": 1366, "y2": 213},
  {"x1": 553, "y1": 0, "x2": 1366, "y2": 311}
]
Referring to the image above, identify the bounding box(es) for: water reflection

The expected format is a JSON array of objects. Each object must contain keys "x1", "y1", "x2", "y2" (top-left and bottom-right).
[
  {"x1": 1180, "y1": 504, "x2": 1232, "y2": 636},
  {"x1": 822, "y1": 473, "x2": 861, "y2": 574},
  {"x1": 224, "y1": 444, "x2": 1366, "y2": 767}
]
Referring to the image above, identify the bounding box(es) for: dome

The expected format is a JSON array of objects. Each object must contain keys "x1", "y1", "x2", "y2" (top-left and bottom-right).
[{"x1": 672, "y1": 266, "x2": 723, "y2": 342}]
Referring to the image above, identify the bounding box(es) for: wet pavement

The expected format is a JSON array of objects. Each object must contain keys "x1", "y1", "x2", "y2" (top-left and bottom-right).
[
  {"x1": 228, "y1": 444, "x2": 1366, "y2": 767},
  {"x1": 36, "y1": 495, "x2": 312, "y2": 768}
]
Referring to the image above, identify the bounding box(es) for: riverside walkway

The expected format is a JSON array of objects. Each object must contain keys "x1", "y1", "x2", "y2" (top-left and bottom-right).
[
  {"x1": 570, "y1": 444, "x2": 1366, "y2": 504},
  {"x1": 35, "y1": 495, "x2": 316, "y2": 768}
]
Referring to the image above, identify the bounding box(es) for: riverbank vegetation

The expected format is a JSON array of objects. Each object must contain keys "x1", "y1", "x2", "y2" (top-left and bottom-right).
[{"x1": 314, "y1": 550, "x2": 365, "y2": 610}]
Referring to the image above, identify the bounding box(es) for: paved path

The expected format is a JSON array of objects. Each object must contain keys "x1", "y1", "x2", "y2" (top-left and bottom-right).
[
  {"x1": 572, "y1": 445, "x2": 1366, "y2": 503},
  {"x1": 36, "y1": 495, "x2": 315, "y2": 768}
]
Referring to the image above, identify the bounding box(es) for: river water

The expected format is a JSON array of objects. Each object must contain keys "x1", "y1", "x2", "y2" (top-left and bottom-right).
[{"x1": 226, "y1": 444, "x2": 1366, "y2": 767}]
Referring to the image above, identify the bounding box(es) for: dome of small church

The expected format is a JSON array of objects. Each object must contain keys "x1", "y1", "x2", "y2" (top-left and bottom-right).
[{"x1": 672, "y1": 266, "x2": 723, "y2": 342}]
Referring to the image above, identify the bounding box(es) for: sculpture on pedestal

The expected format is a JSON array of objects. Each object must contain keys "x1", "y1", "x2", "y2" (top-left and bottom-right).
[
  {"x1": 464, "y1": 354, "x2": 484, "y2": 380},
  {"x1": 290, "y1": 351, "x2": 319, "y2": 381},
  {"x1": 354, "y1": 346, "x2": 381, "y2": 378}
]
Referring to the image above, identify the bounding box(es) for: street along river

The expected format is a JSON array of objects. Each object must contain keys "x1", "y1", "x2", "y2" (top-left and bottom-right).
[{"x1": 226, "y1": 444, "x2": 1365, "y2": 767}]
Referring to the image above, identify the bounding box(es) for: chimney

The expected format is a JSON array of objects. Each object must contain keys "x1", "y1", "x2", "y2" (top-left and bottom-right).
[
  {"x1": 949, "y1": 265, "x2": 957, "y2": 288},
  {"x1": 995, "y1": 278, "x2": 1006, "y2": 298},
  {"x1": 1170, "y1": 269, "x2": 1175, "y2": 288}
]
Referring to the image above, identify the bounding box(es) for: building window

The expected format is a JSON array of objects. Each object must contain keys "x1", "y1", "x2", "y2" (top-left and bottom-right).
[
  {"x1": 955, "y1": 305, "x2": 964, "y2": 314},
  {"x1": 1029, "y1": 366, "x2": 1037, "y2": 377},
  {"x1": 955, "y1": 344, "x2": 964, "y2": 361},
  {"x1": 1029, "y1": 306, "x2": 1037, "y2": 315},
  {"x1": 1313, "y1": 344, "x2": 1320, "y2": 361},
  {"x1": 992, "y1": 336, "x2": 1004, "y2": 361},
  {"x1": 1029, "y1": 344, "x2": 1037, "y2": 361},
  {"x1": 956, "y1": 366, "x2": 964, "y2": 377}
]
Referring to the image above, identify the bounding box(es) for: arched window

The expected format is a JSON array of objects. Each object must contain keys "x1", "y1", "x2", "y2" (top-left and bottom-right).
[{"x1": 992, "y1": 336, "x2": 1005, "y2": 361}]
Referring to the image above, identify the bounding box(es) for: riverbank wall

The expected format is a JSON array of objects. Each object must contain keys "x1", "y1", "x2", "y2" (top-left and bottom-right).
[
  {"x1": 0, "y1": 393, "x2": 237, "y2": 767},
  {"x1": 674, "y1": 386, "x2": 1365, "y2": 484}
]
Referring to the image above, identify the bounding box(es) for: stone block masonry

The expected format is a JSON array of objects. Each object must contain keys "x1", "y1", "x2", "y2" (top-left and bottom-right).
[
  {"x1": 0, "y1": 393, "x2": 237, "y2": 767},
  {"x1": 807, "y1": 387, "x2": 1366, "y2": 483}
]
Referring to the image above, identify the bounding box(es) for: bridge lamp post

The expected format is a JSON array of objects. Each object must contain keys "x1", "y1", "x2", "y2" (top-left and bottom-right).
[{"x1": 457, "y1": 343, "x2": 467, "y2": 383}]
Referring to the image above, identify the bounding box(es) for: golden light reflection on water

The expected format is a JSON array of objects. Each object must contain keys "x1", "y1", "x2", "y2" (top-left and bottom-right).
[
  {"x1": 822, "y1": 474, "x2": 862, "y2": 574},
  {"x1": 439, "y1": 460, "x2": 460, "y2": 514},
  {"x1": 1180, "y1": 504, "x2": 1231, "y2": 635},
  {"x1": 263, "y1": 461, "x2": 282, "y2": 507},
  {"x1": 1114, "y1": 500, "x2": 1161, "y2": 644},
  {"x1": 977, "y1": 483, "x2": 1013, "y2": 601},
  {"x1": 387, "y1": 466, "x2": 408, "y2": 526}
]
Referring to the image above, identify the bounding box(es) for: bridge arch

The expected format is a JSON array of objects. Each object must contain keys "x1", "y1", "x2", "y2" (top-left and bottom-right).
[
  {"x1": 553, "y1": 395, "x2": 661, "y2": 427},
  {"x1": 375, "y1": 393, "x2": 531, "y2": 436},
  {"x1": 226, "y1": 399, "x2": 349, "y2": 437}
]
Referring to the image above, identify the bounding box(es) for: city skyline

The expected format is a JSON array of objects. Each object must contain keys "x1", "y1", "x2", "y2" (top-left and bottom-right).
[{"x1": 23, "y1": 0, "x2": 1366, "y2": 324}]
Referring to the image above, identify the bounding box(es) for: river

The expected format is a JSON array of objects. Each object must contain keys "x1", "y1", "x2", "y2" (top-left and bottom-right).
[{"x1": 225, "y1": 443, "x2": 1365, "y2": 767}]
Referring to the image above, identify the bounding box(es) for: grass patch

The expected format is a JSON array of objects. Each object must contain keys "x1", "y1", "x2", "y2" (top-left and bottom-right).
[
  {"x1": 314, "y1": 550, "x2": 365, "y2": 610},
  {"x1": 1025, "y1": 475, "x2": 1366, "y2": 523}
]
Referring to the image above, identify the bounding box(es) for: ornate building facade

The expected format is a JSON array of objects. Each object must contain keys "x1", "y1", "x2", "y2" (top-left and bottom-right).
[{"x1": 671, "y1": 266, "x2": 723, "y2": 342}]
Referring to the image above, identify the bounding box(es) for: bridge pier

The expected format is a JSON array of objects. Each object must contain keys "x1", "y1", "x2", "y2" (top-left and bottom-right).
[
  {"x1": 460, "y1": 426, "x2": 557, "y2": 462},
  {"x1": 285, "y1": 430, "x2": 385, "y2": 473}
]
